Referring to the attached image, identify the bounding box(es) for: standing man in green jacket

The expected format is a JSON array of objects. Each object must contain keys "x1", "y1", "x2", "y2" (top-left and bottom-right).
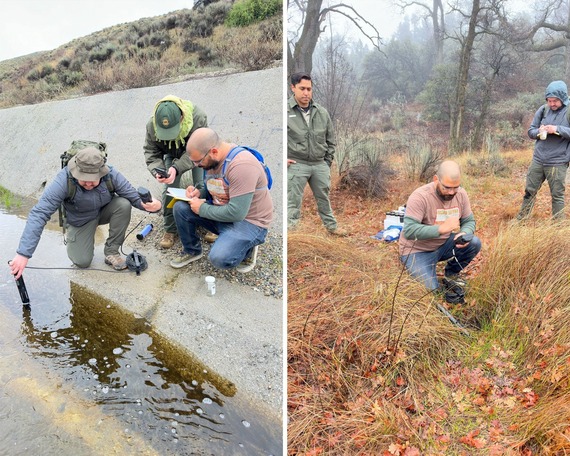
[
  {"x1": 287, "y1": 72, "x2": 347, "y2": 235},
  {"x1": 143, "y1": 95, "x2": 211, "y2": 249}
]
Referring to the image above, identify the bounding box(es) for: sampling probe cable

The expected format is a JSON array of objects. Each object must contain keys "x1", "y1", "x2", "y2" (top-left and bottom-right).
[{"x1": 14, "y1": 218, "x2": 149, "y2": 274}]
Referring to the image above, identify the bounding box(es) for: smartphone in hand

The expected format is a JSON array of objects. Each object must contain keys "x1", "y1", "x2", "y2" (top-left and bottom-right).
[{"x1": 153, "y1": 167, "x2": 170, "y2": 179}]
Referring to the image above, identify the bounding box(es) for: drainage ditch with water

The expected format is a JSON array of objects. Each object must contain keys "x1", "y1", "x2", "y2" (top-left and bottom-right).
[{"x1": 0, "y1": 207, "x2": 281, "y2": 455}]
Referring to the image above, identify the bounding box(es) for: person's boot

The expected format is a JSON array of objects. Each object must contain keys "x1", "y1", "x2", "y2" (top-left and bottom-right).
[
  {"x1": 104, "y1": 254, "x2": 127, "y2": 270},
  {"x1": 442, "y1": 276, "x2": 465, "y2": 304},
  {"x1": 327, "y1": 226, "x2": 349, "y2": 236},
  {"x1": 159, "y1": 232, "x2": 177, "y2": 249},
  {"x1": 203, "y1": 232, "x2": 218, "y2": 243}
]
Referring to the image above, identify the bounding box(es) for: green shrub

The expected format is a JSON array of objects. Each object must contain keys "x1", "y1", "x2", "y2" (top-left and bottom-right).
[
  {"x1": 136, "y1": 36, "x2": 149, "y2": 48},
  {"x1": 40, "y1": 64, "x2": 54, "y2": 78},
  {"x1": 467, "y1": 133, "x2": 510, "y2": 177},
  {"x1": 203, "y1": 1, "x2": 232, "y2": 25},
  {"x1": 26, "y1": 68, "x2": 41, "y2": 81},
  {"x1": 165, "y1": 15, "x2": 177, "y2": 29},
  {"x1": 0, "y1": 185, "x2": 21, "y2": 209},
  {"x1": 88, "y1": 43, "x2": 116, "y2": 63},
  {"x1": 182, "y1": 38, "x2": 202, "y2": 54},
  {"x1": 57, "y1": 58, "x2": 71, "y2": 70},
  {"x1": 416, "y1": 63, "x2": 457, "y2": 122},
  {"x1": 192, "y1": 18, "x2": 214, "y2": 37},
  {"x1": 149, "y1": 32, "x2": 171, "y2": 47},
  {"x1": 225, "y1": 0, "x2": 282, "y2": 27},
  {"x1": 69, "y1": 60, "x2": 82, "y2": 72},
  {"x1": 490, "y1": 92, "x2": 542, "y2": 129},
  {"x1": 59, "y1": 70, "x2": 83, "y2": 87}
]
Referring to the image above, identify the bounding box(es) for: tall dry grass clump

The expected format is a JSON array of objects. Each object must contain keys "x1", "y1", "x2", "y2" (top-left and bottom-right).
[
  {"x1": 287, "y1": 232, "x2": 467, "y2": 454},
  {"x1": 472, "y1": 221, "x2": 570, "y2": 453}
]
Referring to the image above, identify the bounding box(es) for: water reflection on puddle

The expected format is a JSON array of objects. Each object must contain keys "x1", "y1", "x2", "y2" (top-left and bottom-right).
[
  {"x1": 0, "y1": 209, "x2": 280, "y2": 455},
  {"x1": 3, "y1": 283, "x2": 279, "y2": 455}
]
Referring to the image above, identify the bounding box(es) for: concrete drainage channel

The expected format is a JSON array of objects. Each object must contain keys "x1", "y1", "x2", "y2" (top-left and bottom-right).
[
  {"x1": 0, "y1": 67, "x2": 284, "y2": 454},
  {"x1": 1, "y1": 209, "x2": 282, "y2": 455}
]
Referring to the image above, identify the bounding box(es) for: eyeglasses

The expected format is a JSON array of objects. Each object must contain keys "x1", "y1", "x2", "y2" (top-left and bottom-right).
[{"x1": 191, "y1": 149, "x2": 211, "y2": 166}]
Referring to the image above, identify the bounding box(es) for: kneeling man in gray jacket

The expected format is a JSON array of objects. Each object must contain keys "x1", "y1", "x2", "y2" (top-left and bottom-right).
[{"x1": 9, "y1": 147, "x2": 161, "y2": 279}]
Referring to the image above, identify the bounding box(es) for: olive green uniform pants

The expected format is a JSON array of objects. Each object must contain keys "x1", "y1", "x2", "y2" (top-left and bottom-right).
[
  {"x1": 287, "y1": 161, "x2": 337, "y2": 230},
  {"x1": 517, "y1": 160, "x2": 568, "y2": 220},
  {"x1": 66, "y1": 197, "x2": 132, "y2": 268}
]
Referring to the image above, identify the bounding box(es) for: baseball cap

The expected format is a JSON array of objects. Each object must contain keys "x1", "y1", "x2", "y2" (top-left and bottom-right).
[{"x1": 155, "y1": 101, "x2": 182, "y2": 140}]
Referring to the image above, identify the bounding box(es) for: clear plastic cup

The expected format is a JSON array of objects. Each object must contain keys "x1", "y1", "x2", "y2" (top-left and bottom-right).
[{"x1": 205, "y1": 276, "x2": 216, "y2": 297}]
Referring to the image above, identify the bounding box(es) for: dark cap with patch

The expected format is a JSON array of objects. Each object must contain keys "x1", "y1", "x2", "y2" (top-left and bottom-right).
[{"x1": 154, "y1": 101, "x2": 182, "y2": 140}]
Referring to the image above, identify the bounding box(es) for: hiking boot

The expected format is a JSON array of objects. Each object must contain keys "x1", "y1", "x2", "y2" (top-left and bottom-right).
[
  {"x1": 159, "y1": 232, "x2": 177, "y2": 249},
  {"x1": 442, "y1": 276, "x2": 466, "y2": 304},
  {"x1": 170, "y1": 252, "x2": 203, "y2": 269},
  {"x1": 236, "y1": 245, "x2": 258, "y2": 273},
  {"x1": 105, "y1": 254, "x2": 127, "y2": 271},
  {"x1": 327, "y1": 227, "x2": 348, "y2": 236},
  {"x1": 203, "y1": 232, "x2": 218, "y2": 243},
  {"x1": 443, "y1": 275, "x2": 467, "y2": 289}
]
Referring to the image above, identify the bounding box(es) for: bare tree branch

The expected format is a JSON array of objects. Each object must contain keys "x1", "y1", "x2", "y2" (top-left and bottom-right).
[{"x1": 319, "y1": 3, "x2": 383, "y2": 52}]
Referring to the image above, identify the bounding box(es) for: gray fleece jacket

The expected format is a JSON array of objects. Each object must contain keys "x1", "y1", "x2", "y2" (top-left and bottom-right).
[{"x1": 527, "y1": 80, "x2": 570, "y2": 166}]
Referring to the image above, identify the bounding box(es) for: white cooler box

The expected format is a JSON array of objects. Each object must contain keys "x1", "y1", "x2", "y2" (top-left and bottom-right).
[{"x1": 383, "y1": 208, "x2": 405, "y2": 230}]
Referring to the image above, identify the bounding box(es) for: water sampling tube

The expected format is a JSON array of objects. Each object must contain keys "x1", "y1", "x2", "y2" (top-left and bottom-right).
[
  {"x1": 136, "y1": 224, "x2": 153, "y2": 240},
  {"x1": 7, "y1": 260, "x2": 30, "y2": 306},
  {"x1": 15, "y1": 275, "x2": 30, "y2": 306}
]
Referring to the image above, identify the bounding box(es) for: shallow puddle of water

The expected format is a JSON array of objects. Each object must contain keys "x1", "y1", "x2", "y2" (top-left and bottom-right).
[{"x1": 0, "y1": 208, "x2": 281, "y2": 455}]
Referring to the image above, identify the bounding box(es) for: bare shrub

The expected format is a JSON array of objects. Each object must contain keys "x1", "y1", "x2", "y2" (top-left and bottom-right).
[
  {"x1": 83, "y1": 59, "x2": 165, "y2": 94},
  {"x1": 214, "y1": 16, "x2": 282, "y2": 71},
  {"x1": 466, "y1": 133, "x2": 510, "y2": 177},
  {"x1": 82, "y1": 65, "x2": 115, "y2": 94},
  {"x1": 337, "y1": 134, "x2": 394, "y2": 198},
  {"x1": 405, "y1": 140, "x2": 443, "y2": 182}
]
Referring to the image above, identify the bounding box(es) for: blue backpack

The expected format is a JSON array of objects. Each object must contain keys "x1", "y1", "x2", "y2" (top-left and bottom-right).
[{"x1": 207, "y1": 146, "x2": 273, "y2": 190}]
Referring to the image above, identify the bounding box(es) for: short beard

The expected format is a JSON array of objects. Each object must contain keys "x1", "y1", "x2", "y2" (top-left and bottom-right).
[
  {"x1": 436, "y1": 186, "x2": 455, "y2": 201},
  {"x1": 201, "y1": 159, "x2": 220, "y2": 171}
]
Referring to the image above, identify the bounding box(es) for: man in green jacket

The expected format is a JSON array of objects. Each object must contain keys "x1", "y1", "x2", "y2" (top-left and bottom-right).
[
  {"x1": 143, "y1": 95, "x2": 212, "y2": 248},
  {"x1": 287, "y1": 72, "x2": 347, "y2": 235}
]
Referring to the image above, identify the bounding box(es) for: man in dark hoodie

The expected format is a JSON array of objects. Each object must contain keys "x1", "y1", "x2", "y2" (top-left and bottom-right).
[
  {"x1": 517, "y1": 80, "x2": 570, "y2": 220},
  {"x1": 143, "y1": 95, "x2": 210, "y2": 248}
]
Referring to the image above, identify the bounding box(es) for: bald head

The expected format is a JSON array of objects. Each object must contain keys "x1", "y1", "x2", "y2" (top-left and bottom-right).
[
  {"x1": 433, "y1": 160, "x2": 461, "y2": 200},
  {"x1": 436, "y1": 160, "x2": 461, "y2": 181},
  {"x1": 186, "y1": 127, "x2": 220, "y2": 155}
]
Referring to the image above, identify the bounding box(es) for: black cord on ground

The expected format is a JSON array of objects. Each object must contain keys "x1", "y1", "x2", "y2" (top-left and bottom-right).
[
  {"x1": 18, "y1": 217, "x2": 150, "y2": 275},
  {"x1": 25, "y1": 265, "x2": 127, "y2": 273},
  {"x1": 120, "y1": 218, "x2": 146, "y2": 256}
]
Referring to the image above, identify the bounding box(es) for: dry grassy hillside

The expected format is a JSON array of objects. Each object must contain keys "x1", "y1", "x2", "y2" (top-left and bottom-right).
[
  {"x1": 288, "y1": 148, "x2": 570, "y2": 455},
  {"x1": 0, "y1": 0, "x2": 281, "y2": 108}
]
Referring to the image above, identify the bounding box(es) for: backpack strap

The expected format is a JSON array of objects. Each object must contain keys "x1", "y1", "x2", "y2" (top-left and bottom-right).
[
  {"x1": 539, "y1": 103, "x2": 570, "y2": 124},
  {"x1": 222, "y1": 146, "x2": 271, "y2": 191},
  {"x1": 222, "y1": 146, "x2": 245, "y2": 186},
  {"x1": 539, "y1": 104, "x2": 548, "y2": 124}
]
